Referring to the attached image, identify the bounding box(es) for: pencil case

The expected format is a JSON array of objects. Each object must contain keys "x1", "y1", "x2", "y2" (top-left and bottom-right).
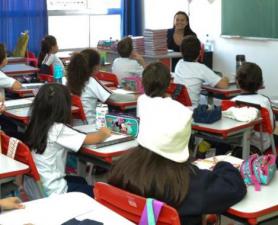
[{"x1": 105, "y1": 114, "x2": 139, "y2": 137}]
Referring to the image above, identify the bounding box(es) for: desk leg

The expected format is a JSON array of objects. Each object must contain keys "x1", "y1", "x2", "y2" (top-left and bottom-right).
[{"x1": 242, "y1": 129, "x2": 251, "y2": 159}]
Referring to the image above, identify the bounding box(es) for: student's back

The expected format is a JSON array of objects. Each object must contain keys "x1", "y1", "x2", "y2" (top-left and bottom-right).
[
  {"x1": 174, "y1": 36, "x2": 228, "y2": 107},
  {"x1": 24, "y1": 83, "x2": 111, "y2": 196},
  {"x1": 232, "y1": 62, "x2": 274, "y2": 151},
  {"x1": 112, "y1": 37, "x2": 144, "y2": 82},
  {"x1": 38, "y1": 35, "x2": 64, "y2": 74}
]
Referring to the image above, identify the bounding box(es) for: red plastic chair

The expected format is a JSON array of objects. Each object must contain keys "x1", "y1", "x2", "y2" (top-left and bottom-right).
[
  {"x1": 222, "y1": 100, "x2": 276, "y2": 154},
  {"x1": 198, "y1": 43, "x2": 205, "y2": 63},
  {"x1": 71, "y1": 94, "x2": 88, "y2": 124},
  {"x1": 95, "y1": 71, "x2": 119, "y2": 87},
  {"x1": 38, "y1": 73, "x2": 54, "y2": 83},
  {"x1": 94, "y1": 182, "x2": 181, "y2": 225},
  {"x1": 0, "y1": 132, "x2": 47, "y2": 199},
  {"x1": 25, "y1": 50, "x2": 38, "y2": 67},
  {"x1": 166, "y1": 83, "x2": 192, "y2": 107}
]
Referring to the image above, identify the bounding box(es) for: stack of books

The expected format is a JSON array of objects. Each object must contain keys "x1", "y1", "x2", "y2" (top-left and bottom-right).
[
  {"x1": 143, "y1": 29, "x2": 168, "y2": 55},
  {"x1": 131, "y1": 36, "x2": 145, "y2": 55}
]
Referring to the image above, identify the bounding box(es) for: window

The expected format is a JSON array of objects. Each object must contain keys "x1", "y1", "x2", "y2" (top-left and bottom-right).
[
  {"x1": 47, "y1": 0, "x2": 122, "y2": 50},
  {"x1": 144, "y1": 0, "x2": 188, "y2": 29}
]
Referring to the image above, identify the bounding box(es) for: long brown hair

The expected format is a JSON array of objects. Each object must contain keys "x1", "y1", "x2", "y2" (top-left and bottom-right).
[
  {"x1": 108, "y1": 146, "x2": 191, "y2": 208},
  {"x1": 38, "y1": 35, "x2": 57, "y2": 67},
  {"x1": 67, "y1": 48, "x2": 100, "y2": 96}
]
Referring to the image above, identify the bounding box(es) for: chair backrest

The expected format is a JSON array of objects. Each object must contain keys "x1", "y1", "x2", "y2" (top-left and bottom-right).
[
  {"x1": 38, "y1": 73, "x2": 54, "y2": 83},
  {"x1": 198, "y1": 43, "x2": 205, "y2": 63},
  {"x1": 94, "y1": 182, "x2": 181, "y2": 225},
  {"x1": 71, "y1": 94, "x2": 88, "y2": 124},
  {"x1": 166, "y1": 83, "x2": 192, "y2": 107},
  {"x1": 221, "y1": 100, "x2": 273, "y2": 134},
  {"x1": 95, "y1": 71, "x2": 119, "y2": 87},
  {"x1": 25, "y1": 50, "x2": 38, "y2": 67},
  {"x1": 0, "y1": 132, "x2": 47, "y2": 199}
]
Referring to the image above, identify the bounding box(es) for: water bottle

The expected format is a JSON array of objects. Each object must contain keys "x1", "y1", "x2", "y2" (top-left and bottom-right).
[
  {"x1": 96, "y1": 103, "x2": 108, "y2": 129},
  {"x1": 236, "y1": 55, "x2": 246, "y2": 72},
  {"x1": 205, "y1": 34, "x2": 214, "y2": 52},
  {"x1": 53, "y1": 63, "x2": 63, "y2": 84}
]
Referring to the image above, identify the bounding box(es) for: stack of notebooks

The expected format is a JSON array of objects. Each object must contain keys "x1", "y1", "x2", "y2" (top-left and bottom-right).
[
  {"x1": 143, "y1": 29, "x2": 168, "y2": 55},
  {"x1": 131, "y1": 36, "x2": 145, "y2": 55}
]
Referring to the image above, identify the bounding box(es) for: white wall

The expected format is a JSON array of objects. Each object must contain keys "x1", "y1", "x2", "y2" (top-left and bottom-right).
[{"x1": 144, "y1": 0, "x2": 278, "y2": 98}]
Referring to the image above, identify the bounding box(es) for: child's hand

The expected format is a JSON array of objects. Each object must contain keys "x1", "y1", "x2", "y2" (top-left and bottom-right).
[
  {"x1": 0, "y1": 103, "x2": 5, "y2": 114},
  {"x1": 0, "y1": 197, "x2": 25, "y2": 210},
  {"x1": 98, "y1": 127, "x2": 112, "y2": 140}
]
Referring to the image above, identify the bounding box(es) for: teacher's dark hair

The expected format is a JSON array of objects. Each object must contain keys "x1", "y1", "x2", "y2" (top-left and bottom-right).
[{"x1": 173, "y1": 11, "x2": 195, "y2": 36}]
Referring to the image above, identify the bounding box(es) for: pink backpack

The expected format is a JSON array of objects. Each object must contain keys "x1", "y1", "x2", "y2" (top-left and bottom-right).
[
  {"x1": 121, "y1": 76, "x2": 144, "y2": 94},
  {"x1": 240, "y1": 154, "x2": 276, "y2": 191}
]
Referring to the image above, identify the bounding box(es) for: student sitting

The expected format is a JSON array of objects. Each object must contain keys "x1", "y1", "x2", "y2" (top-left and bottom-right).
[
  {"x1": 38, "y1": 35, "x2": 64, "y2": 75},
  {"x1": 24, "y1": 83, "x2": 111, "y2": 196},
  {"x1": 112, "y1": 37, "x2": 145, "y2": 82},
  {"x1": 0, "y1": 43, "x2": 22, "y2": 138},
  {"x1": 108, "y1": 62, "x2": 246, "y2": 225},
  {"x1": 232, "y1": 62, "x2": 274, "y2": 151},
  {"x1": 67, "y1": 48, "x2": 136, "y2": 124},
  {"x1": 174, "y1": 35, "x2": 229, "y2": 108}
]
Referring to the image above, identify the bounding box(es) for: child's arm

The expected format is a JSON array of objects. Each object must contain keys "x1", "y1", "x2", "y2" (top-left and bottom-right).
[
  {"x1": 215, "y1": 76, "x2": 229, "y2": 89},
  {"x1": 131, "y1": 51, "x2": 146, "y2": 68},
  {"x1": 10, "y1": 80, "x2": 22, "y2": 91},
  {"x1": 84, "y1": 127, "x2": 112, "y2": 145}
]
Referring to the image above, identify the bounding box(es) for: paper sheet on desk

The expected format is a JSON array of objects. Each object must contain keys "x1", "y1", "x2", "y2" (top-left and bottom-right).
[
  {"x1": 111, "y1": 89, "x2": 136, "y2": 95},
  {"x1": 193, "y1": 155, "x2": 243, "y2": 170},
  {"x1": 0, "y1": 193, "x2": 95, "y2": 225}
]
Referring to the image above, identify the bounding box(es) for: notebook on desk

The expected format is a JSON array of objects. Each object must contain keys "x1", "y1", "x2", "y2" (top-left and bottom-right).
[
  {"x1": 5, "y1": 98, "x2": 34, "y2": 110},
  {"x1": 21, "y1": 83, "x2": 44, "y2": 90},
  {"x1": 74, "y1": 125, "x2": 135, "y2": 148}
]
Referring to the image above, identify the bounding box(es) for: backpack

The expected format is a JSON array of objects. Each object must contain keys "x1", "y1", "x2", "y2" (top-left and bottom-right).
[
  {"x1": 121, "y1": 76, "x2": 144, "y2": 94},
  {"x1": 240, "y1": 154, "x2": 276, "y2": 191},
  {"x1": 105, "y1": 113, "x2": 139, "y2": 137},
  {"x1": 139, "y1": 199, "x2": 164, "y2": 225},
  {"x1": 193, "y1": 104, "x2": 222, "y2": 124}
]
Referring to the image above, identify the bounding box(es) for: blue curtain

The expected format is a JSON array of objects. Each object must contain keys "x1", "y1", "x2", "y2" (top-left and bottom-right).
[
  {"x1": 121, "y1": 0, "x2": 143, "y2": 37},
  {"x1": 0, "y1": 0, "x2": 48, "y2": 56}
]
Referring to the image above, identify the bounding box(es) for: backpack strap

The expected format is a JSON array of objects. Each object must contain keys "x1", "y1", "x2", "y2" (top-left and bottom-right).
[
  {"x1": 7, "y1": 137, "x2": 19, "y2": 159},
  {"x1": 172, "y1": 84, "x2": 183, "y2": 100},
  {"x1": 139, "y1": 198, "x2": 164, "y2": 225},
  {"x1": 249, "y1": 155, "x2": 261, "y2": 191}
]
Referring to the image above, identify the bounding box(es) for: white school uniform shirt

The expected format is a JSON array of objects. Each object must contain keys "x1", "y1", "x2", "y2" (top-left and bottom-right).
[
  {"x1": 81, "y1": 77, "x2": 111, "y2": 124},
  {"x1": 112, "y1": 57, "x2": 144, "y2": 81},
  {"x1": 42, "y1": 53, "x2": 64, "y2": 68},
  {"x1": 42, "y1": 53, "x2": 65, "y2": 75},
  {"x1": 174, "y1": 59, "x2": 221, "y2": 108},
  {"x1": 232, "y1": 94, "x2": 274, "y2": 150},
  {"x1": 32, "y1": 123, "x2": 86, "y2": 196},
  {"x1": 0, "y1": 71, "x2": 17, "y2": 100}
]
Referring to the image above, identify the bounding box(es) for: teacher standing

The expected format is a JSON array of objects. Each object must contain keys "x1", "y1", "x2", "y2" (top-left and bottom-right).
[{"x1": 167, "y1": 11, "x2": 196, "y2": 70}]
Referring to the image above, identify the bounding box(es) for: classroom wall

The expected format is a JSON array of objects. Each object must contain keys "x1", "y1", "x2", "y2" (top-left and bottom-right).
[{"x1": 143, "y1": 0, "x2": 278, "y2": 98}]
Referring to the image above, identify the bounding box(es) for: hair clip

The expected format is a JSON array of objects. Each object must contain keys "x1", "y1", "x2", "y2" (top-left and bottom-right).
[{"x1": 48, "y1": 86, "x2": 55, "y2": 97}]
